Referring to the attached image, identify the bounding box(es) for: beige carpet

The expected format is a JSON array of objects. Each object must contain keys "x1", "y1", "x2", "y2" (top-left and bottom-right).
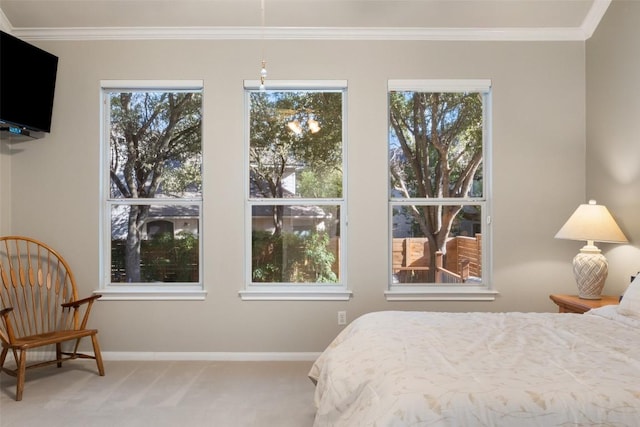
[{"x1": 0, "y1": 360, "x2": 317, "y2": 427}]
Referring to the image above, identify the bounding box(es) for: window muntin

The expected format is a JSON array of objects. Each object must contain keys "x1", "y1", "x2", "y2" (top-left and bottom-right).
[
  {"x1": 243, "y1": 81, "x2": 348, "y2": 299},
  {"x1": 387, "y1": 80, "x2": 492, "y2": 298},
  {"x1": 100, "y1": 81, "x2": 204, "y2": 298}
]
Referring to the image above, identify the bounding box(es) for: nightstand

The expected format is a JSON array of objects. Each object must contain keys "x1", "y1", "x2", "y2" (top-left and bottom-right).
[{"x1": 549, "y1": 294, "x2": 619, "y2": 314}]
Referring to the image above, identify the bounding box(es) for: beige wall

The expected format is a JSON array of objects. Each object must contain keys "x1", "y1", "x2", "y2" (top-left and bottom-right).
[
  {"x1": 587, "y1": 0, "x2": 640, "y2": 290},
  {"x1": 1, "y1": 37, "x2": 592, "y2": 354},
  {"x1": 0, "y1": 140, "x2": 9, "y2": 234}
]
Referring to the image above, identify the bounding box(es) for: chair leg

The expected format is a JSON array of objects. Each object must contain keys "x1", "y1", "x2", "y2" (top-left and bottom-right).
[
  {"x1": 72, "y1": 337, "x2": 82, "y2": 356},
  {"x1": 56, "y1": 342, "x2": 63, "y2": 367},
  {"x1": 91, "y1": 334, "x2": 105, "y2": 376},
  {"x1": 0, "y1": 347, "x2": 8, "y2": 370},
  {"x1": 16, "y1": 349, "x2": 26, "y2": 401}
]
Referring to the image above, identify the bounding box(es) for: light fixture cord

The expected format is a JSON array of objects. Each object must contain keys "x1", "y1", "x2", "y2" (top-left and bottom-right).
[{"x1": 259, "y1": 0, "x2": 267, "y2": 91}]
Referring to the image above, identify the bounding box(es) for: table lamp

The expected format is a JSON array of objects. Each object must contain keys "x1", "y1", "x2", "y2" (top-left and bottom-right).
[{"x1": 555, "y1": 200, "x2": 628, "y2": 299}]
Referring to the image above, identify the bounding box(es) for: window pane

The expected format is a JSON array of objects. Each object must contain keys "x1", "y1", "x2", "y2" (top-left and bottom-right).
[
  {"x1": 248, "y1": 90, "x2": 343, "y2": 199},
  {"x1": 109, "y1": 91, "x2": 202, "y2": 199},
  {"x1": 389, "y1": 91, "x2": 483, "y2": 199},
  {"x1": 391, "y1": 205, "x2": 482, "y2": 284},
  {"x1": 110, "y1": 204, "x2": 200, "y2": 283},
  {"x1": 251, "y1": 204, "x2": 340, "y2": 283}
]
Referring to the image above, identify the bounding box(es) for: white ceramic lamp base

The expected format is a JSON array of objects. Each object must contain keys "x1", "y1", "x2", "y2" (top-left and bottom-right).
[{"x1": 572, "y1": 246, "x2": 608, "y2": 300}]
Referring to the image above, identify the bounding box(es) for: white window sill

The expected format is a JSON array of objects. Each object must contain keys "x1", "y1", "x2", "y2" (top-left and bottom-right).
[
  {"x1": 385, "y1": 286, "x2": 498, "y2": 301},
  {"x1": 239, "y1": 288, "x2": 352, "y2": 301},
  {"x1": 94, "y1": 288, "x2": 207, "y2": 301}
]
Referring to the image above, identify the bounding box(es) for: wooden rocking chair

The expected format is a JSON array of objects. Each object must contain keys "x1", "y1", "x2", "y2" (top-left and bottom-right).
[{"x1": 0, "y1": 236, "x2": 104, "y2": 401}]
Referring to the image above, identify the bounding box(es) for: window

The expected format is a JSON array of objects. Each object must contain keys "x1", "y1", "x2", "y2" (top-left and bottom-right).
[
  {"x1": 147, "y1": 220, "x2": 174, "y2": 239},
  {"x1": 386, "y1": 80, "x2": 496, "y2": 301},
  {"x1": 240, "y1": 80, "x2": 350, "y2": 301},
  {"x1": 100, "y1": 80, "x2": 204, "y2": 300}
]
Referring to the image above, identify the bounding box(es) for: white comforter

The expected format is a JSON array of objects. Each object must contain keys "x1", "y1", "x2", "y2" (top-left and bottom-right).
[{"x1": 309, "y1": 308, "x2": 640, "y2": 426}]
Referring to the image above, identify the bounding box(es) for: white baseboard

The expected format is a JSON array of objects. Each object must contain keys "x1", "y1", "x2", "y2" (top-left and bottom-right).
[
  {"x1": 2, "y1": 350, "x2": 321, "y2": 364},
  {"x1": 101, "y1": 351, "x2": 321, "y2": 362}
]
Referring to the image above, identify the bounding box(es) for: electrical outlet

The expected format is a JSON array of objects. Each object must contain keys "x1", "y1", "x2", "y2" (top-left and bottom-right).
[{"x1": 338, "y1": 311, "x2": 347, "y2": 325}]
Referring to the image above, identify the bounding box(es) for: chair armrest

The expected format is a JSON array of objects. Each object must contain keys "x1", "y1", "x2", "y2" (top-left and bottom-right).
[
  {"x1": 61, "y1": 294, "x2": 102, "y2": 309},
  {"x1": 61, "y1": 294, "x2": 102, "y2": 330},
  {"x1": 0, "y1": 307, "x2": 14, "y2": 317},
  {"x1": 0, "y1": 307, "x2": 16, "y2": 343}
]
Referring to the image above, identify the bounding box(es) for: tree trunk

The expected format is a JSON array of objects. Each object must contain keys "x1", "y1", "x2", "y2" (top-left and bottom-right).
[{"x1": 124, "y1": 205, "x2": 150, "y2": 282}]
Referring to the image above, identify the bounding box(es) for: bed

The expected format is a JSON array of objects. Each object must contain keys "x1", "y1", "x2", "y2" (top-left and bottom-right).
[{"x1": 309, "y1": 280, "x2": 640, "y2": 426}]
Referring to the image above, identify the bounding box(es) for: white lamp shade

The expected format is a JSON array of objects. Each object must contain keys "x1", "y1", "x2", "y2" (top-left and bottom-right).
[{"x1": 555, "y1": 200, "x2": 628, "y2": 244}]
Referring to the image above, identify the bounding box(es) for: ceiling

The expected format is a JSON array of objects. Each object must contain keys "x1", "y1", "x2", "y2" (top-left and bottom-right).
[{"x1": 0, "y1": 0, "x2": 611, "y2": 41}]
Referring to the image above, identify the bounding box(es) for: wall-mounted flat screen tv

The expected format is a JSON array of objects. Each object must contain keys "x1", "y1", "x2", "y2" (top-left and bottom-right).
[{"x1": 1, "y1": 31, "x2": 58, "y2": 133}]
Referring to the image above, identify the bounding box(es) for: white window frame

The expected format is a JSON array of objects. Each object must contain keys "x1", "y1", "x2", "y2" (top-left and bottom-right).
[
  {"x1": 239, "y1": 80, "x2": 351, "y2": 301},
  {"x1": 385, "y1": 79, "x2": 497, "y2": 301},
  {"x1": 97, "y1": 80, "x2": 206, "y2": 301}
]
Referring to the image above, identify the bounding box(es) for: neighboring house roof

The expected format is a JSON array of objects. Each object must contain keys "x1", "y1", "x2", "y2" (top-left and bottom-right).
[
  {"x1": 252, "y1": 204, "x2": 331, "y2": 219},
  {"x1": 111, "y1": 203, "x2": 199, "y2": 240},
  {"x1": 111, "y1": 202, "x2": 329, "y2": 240}
]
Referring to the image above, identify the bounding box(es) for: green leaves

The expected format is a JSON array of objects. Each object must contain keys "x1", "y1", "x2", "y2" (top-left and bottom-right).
[
  {"x1": 110, "y1": 91, "x2": 202, "y2": 199},
  {"x1": 249, "y1": 90, "x2": 343, "y2": 199}
]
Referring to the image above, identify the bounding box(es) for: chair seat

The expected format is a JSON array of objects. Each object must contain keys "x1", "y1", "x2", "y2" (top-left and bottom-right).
[{"x1": 6, "y1": 329, "x2": 99, "y2": 350}]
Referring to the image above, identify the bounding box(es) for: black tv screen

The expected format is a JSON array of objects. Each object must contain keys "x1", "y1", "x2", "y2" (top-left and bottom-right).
[{"x1": 0, "y1": 31, "x2": 58, "y2": 133}]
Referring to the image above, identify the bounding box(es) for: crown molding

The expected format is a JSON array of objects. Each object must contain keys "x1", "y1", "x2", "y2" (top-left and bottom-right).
[
  {"x1": 10, "y1": 25, "x2": 591, "y2": 42},
  {"x1": 581, "y1": 0, "x2": 611, "y2": 39},
  {"x1": 0, "y1": 8, "x2": 12, "y2": 33},
  {"x1": 2, "y1": 0, "x2": 611, "y2": 42}
]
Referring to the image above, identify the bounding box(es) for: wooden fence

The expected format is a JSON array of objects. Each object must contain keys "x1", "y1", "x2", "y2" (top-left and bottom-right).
[{"x1": 392, "y1": 234, "x2": 481, "y2": 283}]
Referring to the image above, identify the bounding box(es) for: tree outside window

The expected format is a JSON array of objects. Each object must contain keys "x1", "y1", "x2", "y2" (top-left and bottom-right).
[
  {"x1": 105, "y1": 87, "x2": 202, "y2": 286},
  {"x1": 246, "y1": 85, "x2": 345, "y2": 286},
  {"x1": 388, "y1": 80, "x2": 490, "y2": 287}
]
